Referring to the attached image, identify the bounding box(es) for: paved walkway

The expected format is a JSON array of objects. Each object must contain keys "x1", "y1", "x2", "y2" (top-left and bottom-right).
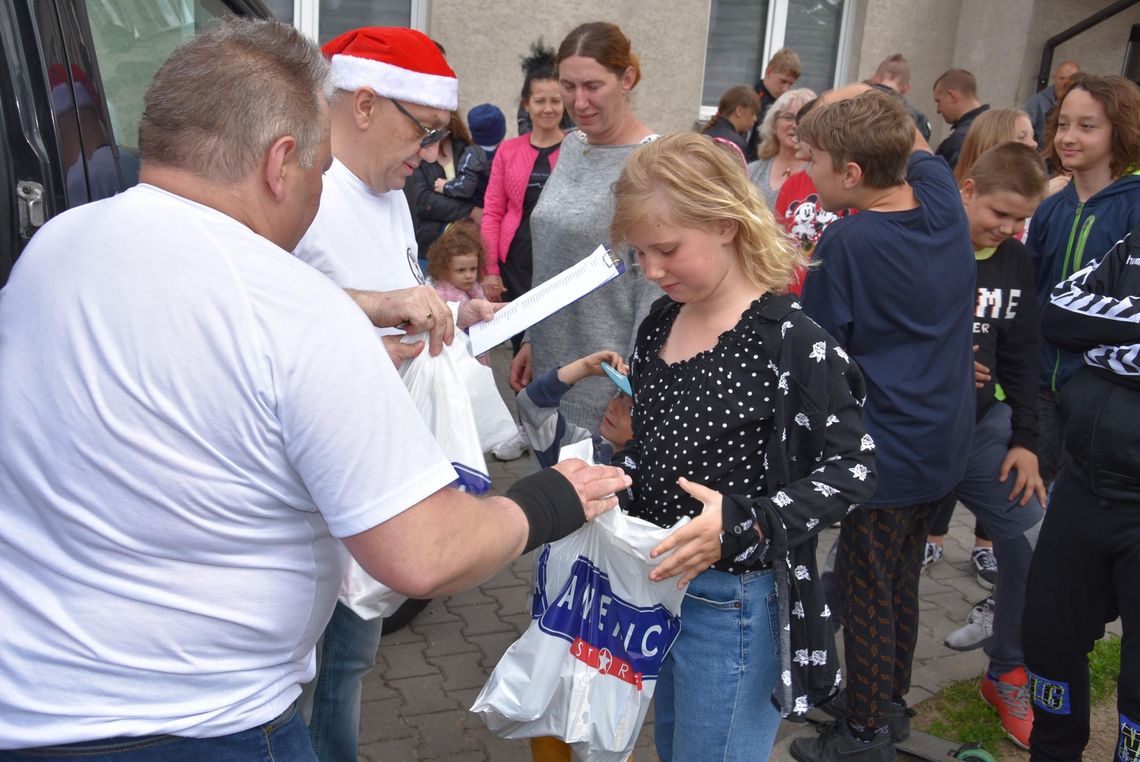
[{"x1": 354, "y1": 345, "x2": 1086, "y2": 761}]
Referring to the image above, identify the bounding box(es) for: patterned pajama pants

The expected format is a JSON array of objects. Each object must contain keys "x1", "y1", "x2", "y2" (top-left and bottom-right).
[{"x1": 836, "y1": 500, "x2": 944, "y2": 730}]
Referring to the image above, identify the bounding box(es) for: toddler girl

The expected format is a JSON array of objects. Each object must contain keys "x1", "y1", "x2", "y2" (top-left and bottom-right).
[{"x1": 427, "y1": 222, "x2": 489, "y2": 365}]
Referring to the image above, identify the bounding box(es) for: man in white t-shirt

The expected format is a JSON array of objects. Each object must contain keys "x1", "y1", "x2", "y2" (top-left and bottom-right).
[
  {"x1": 0, "y1": 19, "x2": 628, "y2": 760},
  {"x1": 294, "y1": 28, "x2": 494, "y2": 359},
  {"x1": 291, "y1": 27, "x2": 507, "y2": 761}
]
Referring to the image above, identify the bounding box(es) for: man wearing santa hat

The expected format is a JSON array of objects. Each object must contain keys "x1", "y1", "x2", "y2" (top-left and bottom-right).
[
  {"x1": 0, "y1": 19, "x2": 627, "y2": 761},
  {"x1": 291, "y1": 27, "x2": 505, "y2": 762}
]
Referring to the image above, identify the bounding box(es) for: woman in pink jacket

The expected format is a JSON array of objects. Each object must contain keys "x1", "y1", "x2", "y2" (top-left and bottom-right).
[{"x1": 481, "y1": 42, "x2": 565, "y2": 354}]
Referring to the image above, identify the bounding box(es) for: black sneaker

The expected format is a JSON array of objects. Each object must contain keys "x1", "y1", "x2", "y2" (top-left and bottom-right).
[
  {"x1": 818, "y1": 691, "x2": 910, "y2": 742},
  {"x1": 790, "y1": 719, "x2": 897, "y2": 762},
  {"x1": 971, "y1": 546, "x2": 998, "y2": 590}
]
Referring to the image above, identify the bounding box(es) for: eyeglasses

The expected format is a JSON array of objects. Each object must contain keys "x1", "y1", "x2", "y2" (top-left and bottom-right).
[
  {"x1": 389, "y1": 98, "x2": 450, "y2": 148},
  {"x1": 775, "y1": 112, "x2": 796, "y2": 122}
]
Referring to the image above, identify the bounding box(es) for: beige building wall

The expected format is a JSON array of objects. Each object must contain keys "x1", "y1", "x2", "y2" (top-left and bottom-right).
[
  {"x1": 849, "y1": 0, "x2": 1139, "y2": 147},
  {"x1": 431, "y1": 0, "x2": 1139, "y2": 148},
  {"x1": 429, "y1": 0, "x2": 711, "y2": 138},
  {"x1": 846, "y1": 0, "x2": 964, "y2": 145}
]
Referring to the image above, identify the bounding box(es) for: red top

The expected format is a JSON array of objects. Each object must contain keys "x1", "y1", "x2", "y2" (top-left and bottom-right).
[{"x1": 773, "y1": 171, "x2": 856, "y2": 295}]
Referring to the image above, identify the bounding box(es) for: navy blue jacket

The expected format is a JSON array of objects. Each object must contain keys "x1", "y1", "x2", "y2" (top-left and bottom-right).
[{"x1": 1027, "y1": 170, "x2": 1140, "y2": 392}]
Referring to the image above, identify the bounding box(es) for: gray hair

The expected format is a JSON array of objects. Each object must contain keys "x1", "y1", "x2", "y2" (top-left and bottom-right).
[
  {"x1": 757, "y1": 87, "x2": 817, "y2": 160},
  {"x1": 139, "y1": 18, "x2": 331, "y2": 183}
]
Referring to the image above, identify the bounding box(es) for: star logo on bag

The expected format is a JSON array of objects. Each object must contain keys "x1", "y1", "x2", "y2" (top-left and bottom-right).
[{"x1": 597, "y1": 649, "x2": 613, "y2": 674}]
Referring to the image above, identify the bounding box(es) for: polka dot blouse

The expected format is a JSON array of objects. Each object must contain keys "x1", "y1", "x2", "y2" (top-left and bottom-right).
[{"x1": 630, "y1": 295, "x2": 778, "y2": 574}]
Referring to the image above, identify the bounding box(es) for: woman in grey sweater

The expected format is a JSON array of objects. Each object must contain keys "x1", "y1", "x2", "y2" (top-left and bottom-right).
[{"x1": 509, "y1": 21, "x2": 661, "y2": 430}]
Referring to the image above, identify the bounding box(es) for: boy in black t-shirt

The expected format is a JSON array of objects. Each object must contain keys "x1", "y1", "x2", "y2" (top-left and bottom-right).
[
  {"x1": 790, "y1": 86, "x2": 976, "y2": 762},
  {"x1": 936, "y1": 143, "x2": 1049, "y2": 749}
]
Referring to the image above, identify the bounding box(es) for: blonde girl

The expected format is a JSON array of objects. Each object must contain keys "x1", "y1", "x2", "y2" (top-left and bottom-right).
[
  {"x1": 953, "y1": 107, "x2": 1038, "y2": 185},
  {"x1": 609, "y1": 132, "x2": 876, "y2": 760}
]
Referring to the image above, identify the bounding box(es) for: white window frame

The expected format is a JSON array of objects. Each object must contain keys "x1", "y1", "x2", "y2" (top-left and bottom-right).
[
  {"x1": 698, "y1": 0, "x2": 856, "y2": 122},
  {"x1": 289, "y1": 0, "x2": 428, "y2": 40}
]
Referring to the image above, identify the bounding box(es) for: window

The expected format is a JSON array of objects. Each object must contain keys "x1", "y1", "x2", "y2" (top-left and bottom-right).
[
  {"x1": 782, "y1": 0, "x2": 847, "y2": 96},
  {"x1": 86, "y1": 0, "x2": 235, "y2": 152},
  {"x1": 701, "y1": 0, "x2": 851, "y2": 114},
  {"x1": 702, "y1": 0, "x2": 771, "y2": 107},
  {"x1": 265, "y1": 0, "x2": 422, "y2": 44}
]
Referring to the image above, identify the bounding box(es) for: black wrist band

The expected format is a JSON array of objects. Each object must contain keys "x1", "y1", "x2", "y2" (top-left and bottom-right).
[{"x1": 506, "y1": 468, "x2": 587, "y2": 554}]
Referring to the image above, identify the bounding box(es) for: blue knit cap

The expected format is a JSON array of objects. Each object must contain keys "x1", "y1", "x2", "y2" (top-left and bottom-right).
[{"x1": 468, "y1": 103, "x2": 506, "y2": 149}]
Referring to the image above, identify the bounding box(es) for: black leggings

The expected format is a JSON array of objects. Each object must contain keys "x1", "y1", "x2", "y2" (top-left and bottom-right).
[
  {"x1": 928, "y1": 491, "x2": 991, "y2": 541},
  {"x1": 1022, "y1": 468, "x2": 1140, "y2": 761}
]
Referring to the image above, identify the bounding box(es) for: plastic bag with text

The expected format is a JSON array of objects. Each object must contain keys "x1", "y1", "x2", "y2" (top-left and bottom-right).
[{"x1": 470, "y1": 509, "x2": 689, "y2": 762}]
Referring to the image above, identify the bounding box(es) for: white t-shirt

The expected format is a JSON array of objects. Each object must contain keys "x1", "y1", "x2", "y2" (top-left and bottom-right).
[
  {"x1": 295, "y1": 158, "x2": 424, "y2": 294},
  {"x1": 293, "y1": 158, "x2": 443, "y2": 617},
  {"x1": 0, "y1": 185, "x2": 456, "y2": 747}
]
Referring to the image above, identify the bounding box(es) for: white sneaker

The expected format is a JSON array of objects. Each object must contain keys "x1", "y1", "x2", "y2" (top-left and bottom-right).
[
  {"x1": 944, "y1": 596, "x2": 995, "y2": 651},
  {"x1": 492, "y1": 427, "x2": 529, "y2": 461}
]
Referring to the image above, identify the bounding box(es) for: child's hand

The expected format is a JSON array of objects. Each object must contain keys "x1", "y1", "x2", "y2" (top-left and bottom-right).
[
  {"x1": 973, "y1": 345, "x2": 991, "y2": 388},
  {"x1": 999, "y1": 445, "x2": 1047, "y2": 508},
  {"x1": 648, "y1": 477, "x2": 728, "y2": 589},
  {"x1": 433, "y1": 178, "x2": 447, "y2": 193},
  {"x1": 509, "y1": 343, "x2": 533, "y2": 391},
  {"x1": 558, "y1": 350, "x2": 627, "y2": 386},
  {"x1": 457, "y1": 298, "x2": 505, "y2": 330}
]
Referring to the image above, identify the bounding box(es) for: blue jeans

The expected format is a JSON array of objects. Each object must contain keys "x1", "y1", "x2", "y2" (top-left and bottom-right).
[
  {"x1": 4, "y1": 704, "x2": 314, "y2": 761},
  {"x1": 654, "y1": 568, "x2": 781, "y2": 761},
  {"x1": 952, "y1": 402, "x2": 1043, "y2": 676},
  {"x1": 303, "y1": 601, "x2": 383, "y2": 762}
]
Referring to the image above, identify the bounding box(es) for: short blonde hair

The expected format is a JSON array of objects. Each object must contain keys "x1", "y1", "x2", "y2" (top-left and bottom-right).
[
  {"x1": 610, "y1": 133, "x2": 806, "y2": 293},
  {"x1": 767, "y1": 47, "x2": 802, "y2": 78}
]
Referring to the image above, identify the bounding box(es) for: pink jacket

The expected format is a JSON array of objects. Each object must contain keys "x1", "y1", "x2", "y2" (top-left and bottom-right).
[{"x1": 480, "y1": 135, "x2": 561, "y2": 276}]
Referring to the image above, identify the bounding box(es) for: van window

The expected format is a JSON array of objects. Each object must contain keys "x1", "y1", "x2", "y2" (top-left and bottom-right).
[{"x1": 83, "y1": 1, "x2": 235, "y2": 169}]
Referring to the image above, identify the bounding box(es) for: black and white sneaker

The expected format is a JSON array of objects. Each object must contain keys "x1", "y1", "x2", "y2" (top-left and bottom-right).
[
  {"x1": 971, "y1": 546, "x2": 998, "y2": 590},
  {"x1": 921, "y1": 541, "x2": 944, "y2": 574}
]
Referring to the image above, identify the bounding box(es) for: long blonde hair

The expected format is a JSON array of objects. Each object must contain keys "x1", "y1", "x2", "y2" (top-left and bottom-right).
[
  {"x1": 610, "y1": 133, "x2": 805, "y2": 293},
  {"x1": 953, "y1": 107, "x2": 1032, "y2": 186}
]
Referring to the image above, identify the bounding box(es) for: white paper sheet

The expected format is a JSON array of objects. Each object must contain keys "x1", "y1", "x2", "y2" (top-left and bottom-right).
[{"x1": 468, "y1": 245, "x2": 626, "y2": 356}]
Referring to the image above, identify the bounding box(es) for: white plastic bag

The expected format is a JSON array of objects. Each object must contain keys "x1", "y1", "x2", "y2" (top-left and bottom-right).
[
  {"x1": 470, "y1": 509, "x2": 689, "y2": 761},
  {"x1": 450, "y1": 327, "x2": 518, "y2": 451},
  {"x1": 340, "y1": 323, "x2": 496, "y2": 619},
  {"x1": 398, "y1": 328, "x2": 493, "y2": 493}
]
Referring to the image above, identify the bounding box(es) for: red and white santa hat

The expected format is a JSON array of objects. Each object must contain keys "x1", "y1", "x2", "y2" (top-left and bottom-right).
[{"x1": 322, "y1": 27, "x2": 458, "y2": 112}]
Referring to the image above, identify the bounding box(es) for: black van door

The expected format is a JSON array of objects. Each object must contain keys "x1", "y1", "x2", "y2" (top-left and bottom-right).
[{"x1": 0, "y1": 0, "x2": 271, "y2": 287}]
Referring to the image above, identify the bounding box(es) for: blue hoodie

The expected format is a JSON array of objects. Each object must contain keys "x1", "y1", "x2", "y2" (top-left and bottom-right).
[{"x1": 1027, "y1": 170, "x2": 1140, "y2": 392}]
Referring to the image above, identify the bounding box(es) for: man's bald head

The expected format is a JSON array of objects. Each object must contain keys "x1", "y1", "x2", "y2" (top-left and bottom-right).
[
  {"x1": 1054, "y1": 61, "x2": 1080, "y2": 94},
  {"x1": 819, "y1": 81, "x2": 872, "y2": 106}
]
